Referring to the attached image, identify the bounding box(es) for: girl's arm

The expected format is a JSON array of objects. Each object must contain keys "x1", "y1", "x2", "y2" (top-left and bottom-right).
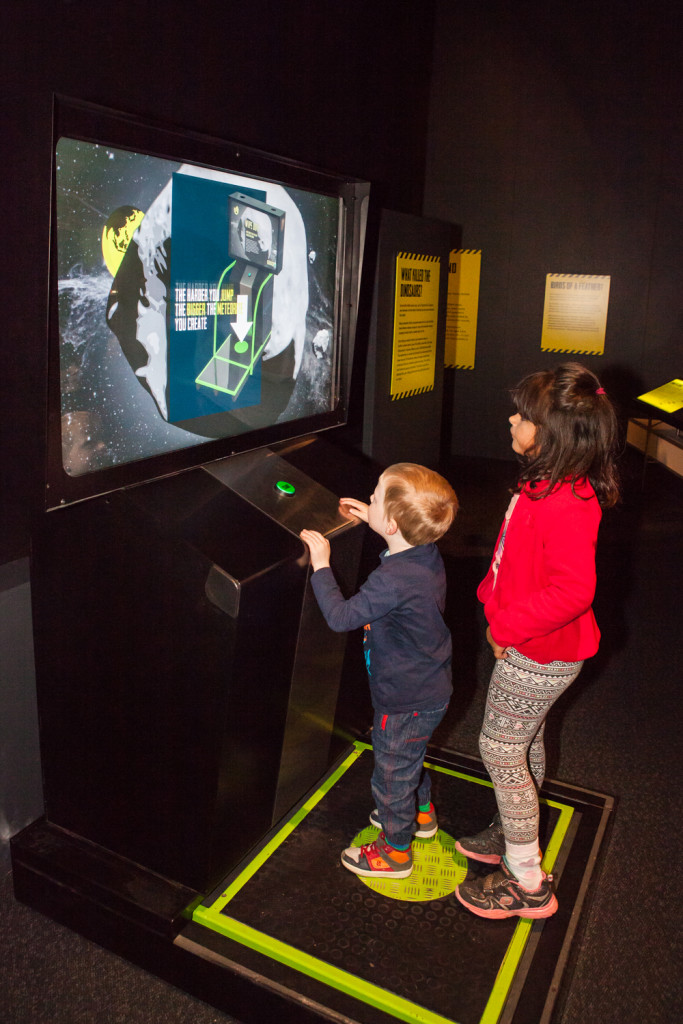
[{"x1": 486, "y1": 625, "x2": 508, "y2": 659}]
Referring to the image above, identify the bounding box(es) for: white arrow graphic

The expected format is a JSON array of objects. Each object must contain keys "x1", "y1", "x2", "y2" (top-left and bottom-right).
[{"x1": 232, "y1": 294, "x2": 253, "y2": 343}]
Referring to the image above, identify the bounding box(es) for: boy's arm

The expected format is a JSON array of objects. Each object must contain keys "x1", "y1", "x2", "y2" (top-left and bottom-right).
[
  {"x1": 299, "y1": 529, "x2": 330, "y2": 571},
  {"x1": 299, "y1": 530, "x2": 397, "y2": 633},
  {"x1": 310, "y1": 568, "x2": 398, "y2": 633}
]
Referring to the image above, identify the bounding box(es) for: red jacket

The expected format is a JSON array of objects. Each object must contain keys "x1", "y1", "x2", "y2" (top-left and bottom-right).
[{"x1": 478, "y1": 478, "x2": 602, "y2": 664}]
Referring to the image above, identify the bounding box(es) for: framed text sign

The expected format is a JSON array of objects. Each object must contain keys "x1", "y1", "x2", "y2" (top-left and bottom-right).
[
  {"x1": 541, "y1": 274, "x2": 610, "y2": 355},
  {"x1": 390, "y1": 252, "x2": 441, "y2": 399},
  {"x1": 445, "y1": 249, "x2": 481, "y2": 369}
]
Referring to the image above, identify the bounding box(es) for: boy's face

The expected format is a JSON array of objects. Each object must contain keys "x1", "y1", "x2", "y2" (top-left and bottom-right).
[{"x1": 368, "y1": 475, "x2": 391, "y2": 538}]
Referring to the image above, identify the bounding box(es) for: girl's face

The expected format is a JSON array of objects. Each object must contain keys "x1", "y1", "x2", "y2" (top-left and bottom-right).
[{"x1": 509, "y1": 412, "x2": 537, "y2": 455}]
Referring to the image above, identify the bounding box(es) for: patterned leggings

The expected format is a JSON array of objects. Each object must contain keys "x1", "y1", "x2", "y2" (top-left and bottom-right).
[{"x1": 479, "y1": 647, "x2": 583, "y2": 847}]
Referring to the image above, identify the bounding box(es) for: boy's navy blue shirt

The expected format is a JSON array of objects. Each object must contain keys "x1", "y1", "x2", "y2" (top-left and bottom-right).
[{"x1": 310, "y1": 542, "x2": 452, "y2": 714}]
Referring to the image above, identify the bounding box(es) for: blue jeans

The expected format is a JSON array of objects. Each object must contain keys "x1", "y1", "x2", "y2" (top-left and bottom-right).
[{"x1": 370, "y1": 703, "x2": 449, "y2": 848}]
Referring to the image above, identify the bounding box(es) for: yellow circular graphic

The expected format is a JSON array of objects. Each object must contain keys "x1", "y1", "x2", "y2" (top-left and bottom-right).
[
  {"x1": 350, "y1": 826, "x2": 468, "y2": 902},
  {"x1": 102, "y1": 206, "x2": 145, "y2": 276}
]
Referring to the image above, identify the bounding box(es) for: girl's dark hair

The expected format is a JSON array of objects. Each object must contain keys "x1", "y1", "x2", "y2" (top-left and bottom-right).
[{"x1": 512, "y1": 362, "x2": 620, "y2": 508}]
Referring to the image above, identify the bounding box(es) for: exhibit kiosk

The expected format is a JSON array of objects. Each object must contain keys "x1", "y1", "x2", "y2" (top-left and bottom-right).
[{"x1": 12, "y1": 98, "x2": 612, "y2": 1024}]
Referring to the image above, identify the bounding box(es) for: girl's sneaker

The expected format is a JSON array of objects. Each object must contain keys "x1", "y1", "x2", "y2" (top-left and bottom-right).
[
  {"x1": 455, "y1": 858, "x2": 558, "y2": 919},
  {"x1": 455, "y1": 813, "x2": 505, "y2": 864},
  {"x1": 369, "y1": 803, "x2": 438, "y2": 839},
  {"x1": 341, "y1": 833, "x2": 414, "y2": 878}
]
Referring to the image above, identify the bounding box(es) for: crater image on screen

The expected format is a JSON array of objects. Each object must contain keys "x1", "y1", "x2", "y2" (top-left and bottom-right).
[{"x1": 55, "y1": 138, "x2": 341, "y2": 478}]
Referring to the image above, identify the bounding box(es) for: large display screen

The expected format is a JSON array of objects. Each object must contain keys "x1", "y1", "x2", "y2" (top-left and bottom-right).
[{"x1": 46, "y1": 99, "x2": 369, "y2": 508}]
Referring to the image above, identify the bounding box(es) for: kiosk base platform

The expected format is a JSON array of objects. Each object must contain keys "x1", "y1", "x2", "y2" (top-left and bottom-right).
[{"x1": 12, "y1": 744, "x2": 612, "y2": 1024}]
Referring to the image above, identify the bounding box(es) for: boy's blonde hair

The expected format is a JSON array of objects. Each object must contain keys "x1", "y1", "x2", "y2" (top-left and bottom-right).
[{"x1": 381, "y1": 463, "x2": 458, "y2": 546}]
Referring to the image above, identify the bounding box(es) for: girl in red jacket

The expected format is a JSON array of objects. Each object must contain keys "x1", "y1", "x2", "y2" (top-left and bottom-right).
[{"x1": 455, "y1": 362, "x2": 619, "y2": 919}]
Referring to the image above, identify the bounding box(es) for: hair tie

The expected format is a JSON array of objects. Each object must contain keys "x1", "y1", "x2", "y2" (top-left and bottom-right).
[{"x1": 596, "y1": 387, "x2": 606, "y2": 395}]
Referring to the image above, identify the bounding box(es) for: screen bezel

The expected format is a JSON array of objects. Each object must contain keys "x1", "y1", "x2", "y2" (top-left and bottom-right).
[{"x1": 45, "y1": 96, "x2": 370, "y2": 510}]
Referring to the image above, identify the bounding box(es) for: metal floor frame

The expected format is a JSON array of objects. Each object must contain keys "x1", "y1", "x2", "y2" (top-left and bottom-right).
[{"x1": 182, "y1": 742, "x2": 613, "y2": 1024}]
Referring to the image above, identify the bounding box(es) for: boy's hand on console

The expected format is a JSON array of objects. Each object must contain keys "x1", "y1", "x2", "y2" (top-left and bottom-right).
[
  {"x1": 339, "y1": 497, "x2": 369, "y2": 522},
  {"x1": 299, "y1": 529, "x2": 332, "y2": 571}
]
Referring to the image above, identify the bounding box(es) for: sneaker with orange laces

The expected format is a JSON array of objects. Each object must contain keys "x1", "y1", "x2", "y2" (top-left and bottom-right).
[
  {"x1": 341, "y1": 833, "x2": 414, "y2": 878},
  {"x1": 369, "y1": 803, "x2": 438, "y2": 839}
]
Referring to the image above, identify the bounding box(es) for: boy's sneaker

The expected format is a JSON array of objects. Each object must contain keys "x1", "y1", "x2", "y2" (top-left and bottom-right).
[
  {"x1": 341, "y1": 833, "x2": 414, "y2": 879},
  {"x1": 369, "y1": 803, "x2": 438, "y2": 839},
  {"x1": 455, "y1": 813, "x2": 505, "y2": 864},
  {"x1": 455, "y1": 858, "x2": 558, "y2": 919}
]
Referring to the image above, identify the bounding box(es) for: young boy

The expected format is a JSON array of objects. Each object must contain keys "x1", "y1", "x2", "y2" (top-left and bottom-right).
[{"x1": 300, "y1": 463, "x2": 458, "y2": 879}]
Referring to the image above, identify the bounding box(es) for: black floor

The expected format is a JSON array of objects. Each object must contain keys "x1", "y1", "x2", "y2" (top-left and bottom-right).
[{"x1": 3, "y1": 448, "x2": 682, "y2": 1024}]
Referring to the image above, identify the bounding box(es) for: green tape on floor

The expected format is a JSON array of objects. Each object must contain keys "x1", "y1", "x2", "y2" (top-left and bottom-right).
[{"x1": 193, "y1": 742, "x2": 575, "y2": 1024}]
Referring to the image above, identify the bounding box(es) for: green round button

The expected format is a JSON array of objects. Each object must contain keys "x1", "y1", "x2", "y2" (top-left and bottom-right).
[{"x1": 275, "y1": 480, "x2": 296, "y2": 496}]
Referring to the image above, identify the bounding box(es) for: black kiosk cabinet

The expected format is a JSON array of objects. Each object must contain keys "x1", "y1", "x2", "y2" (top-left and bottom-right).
[
  {"x1": 12, "y1": 98, "x2": 615, "y2": 1024},
  {"x1": 12, "y1": 97, "x2": 371, "y2": 950},
  {"x1": 29, "y1": 448, "x2": 364, "y2": 897}
]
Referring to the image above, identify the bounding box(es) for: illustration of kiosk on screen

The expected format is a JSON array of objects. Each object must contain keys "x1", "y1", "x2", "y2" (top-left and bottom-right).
[{"x1": 195, "y1": 193, "x2": 286, "y2": 401}]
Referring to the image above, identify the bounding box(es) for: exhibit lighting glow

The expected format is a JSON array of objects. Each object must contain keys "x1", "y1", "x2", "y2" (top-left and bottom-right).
[{"x1": 275, "y1": 480, "x2": 296, "y2": 495}]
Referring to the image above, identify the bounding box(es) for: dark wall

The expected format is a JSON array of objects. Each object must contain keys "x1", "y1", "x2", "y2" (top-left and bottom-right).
[
  {"x1": 5, "y1": 0, "x2": 682, "y2": 552},
  {"x1": 0, "y1": 0, "x2": 437, "y2": 563},
  {"x1": 424, "y1": 0, "x2": 683, "y2": 459}
]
